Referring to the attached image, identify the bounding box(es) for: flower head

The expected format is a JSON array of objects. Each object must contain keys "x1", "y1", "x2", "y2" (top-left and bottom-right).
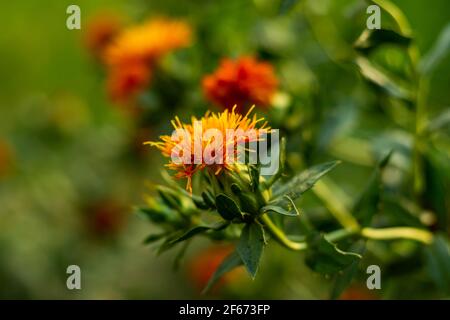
[
  {"x1": 146, "y1": 106, "x2": 269, "y2": 192},
  {"x1": 84, "y1": 13, "x2": 122, "y2": 59},
  {"x1": 203, "y1": 56, "x2": 278, "y2": 112},
  {"x1": 104, "y1": 18, "x2": 192, "y2": 68},
  {"x1": 103, "y1": 17, "x2": 191, "y2": 103}
]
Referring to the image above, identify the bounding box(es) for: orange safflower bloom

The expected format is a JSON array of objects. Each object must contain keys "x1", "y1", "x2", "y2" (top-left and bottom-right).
[
  {"x1": 146, "y1": 106, "x2": 269, "y2": 192},
  {"x1": 84, "y1": 13, "x2": 122, "y2": 59},
  {"x1": 104, "y1": 18, "x2": 192, "y2": 67},
  {"x1": 103, "y1": 17, "x2": 191, "y2": 102},
  {"x1": 107, "y1": 62, "x2": 151, "y2": 102},
  {"x1": 203, "y1": 56, "x2": 278, "y2": 112}
]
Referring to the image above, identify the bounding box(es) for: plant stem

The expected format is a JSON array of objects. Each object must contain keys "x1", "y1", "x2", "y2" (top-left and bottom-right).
[
  {"x1": 312, "y1": 179, "x2": 360, "y2": 231},
  {"x1": 260, "y1": 214, "x2": 434, "y2": 251},
  {"x1": 361, "y1": 227, "x2": 433, "y2": 245}
]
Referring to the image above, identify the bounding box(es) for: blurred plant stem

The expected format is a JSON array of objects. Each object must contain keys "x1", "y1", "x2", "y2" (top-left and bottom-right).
[{"x1": 259, "y1": 213, "x2": 433, "y2": 252}]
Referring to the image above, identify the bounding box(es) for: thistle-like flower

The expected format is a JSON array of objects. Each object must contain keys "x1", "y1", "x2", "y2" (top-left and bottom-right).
[{"x1": 146, "y1": 106, "x2": 269, "y2": 192}]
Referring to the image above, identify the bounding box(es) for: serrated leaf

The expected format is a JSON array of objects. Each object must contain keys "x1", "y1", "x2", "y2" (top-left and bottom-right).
[
  {"x1": 356, "y1": 56, "x2": 413, "y2": 101},
  {"x1": 169, "y1": 222, "x2": 229, "y2": 245},
  {"x1": 262, "y1": 201, "x2": 299, "y2": 217},
  {"x1": 354, "y1": 29, "x2": 411, "y2": 54},
  {"x1": 215, "y1": 194, "x2": 242, "y2": 220},
  {"x1": 231, "y1": 183, "x2": 259, "y2": 215},
  {"x1": 202, "y1": 251, "x2": 243, "y2": 294},
  {"x1": 420, "y1": 22, "x2": 450, "y2": 75},
  {"x1": 274, "y1": 161, "x2": 340, "y2": 199},
  {"x1": 237, "y1": 223, "x2": 266, "y2": 278},
  {"x1": 305, "y1": 233, "x2": 361, "y2": 274}
]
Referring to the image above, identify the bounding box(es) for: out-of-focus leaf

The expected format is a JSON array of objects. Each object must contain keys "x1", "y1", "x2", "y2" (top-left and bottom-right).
[
  {"x1": 169, "y1": 222, "x2": 229, "y2": 245},
  {"x1": 157, "y1": 185, "x2": 182, "y2": 209},
  {"x1": 201, "y1": 190, "x2": 216, "y2": 209},
  {"x1": 237, "y1": 223, "x2": 266, "y2": 278},
  {"x1": 305, "y1": 233, "x2": 361, "y2": 274},
  {"x1": 420, "y1": 22, "x2": 450, "y2": 75},
  {"x1": 279, "y1": 0, "x2": 300, "y2": 14},
  {"x1": 424, "y1": 234, "x2": 450, "y2": 294},
  {"x1": 426, "y1": 109, "x2": 450, "y2": 134},
  {"x1": 353, "y1": 151, "x2": 392, "y2": 227},
  {"x1": 137, "y1": 207, "x2": 177, "y2": 224},
  {"x1": 143, "y1": 233, "x2": 166, "y2": 245},
  {"x1": 330, "y1": 241, "x2": 366, "y2": 299},
  {"x1": 423, "y1": 148, "x2": 450, "y2": 230},
  {"x1": 215, "y1": 194, "x2": 242, "y2": 220},
  {"x1": 356, "y1": 56, "x2": 414, "y2": 101},
  {"x1": 173, "y1": 240, "x2": 191, "y2": 271},
  {"x1": 354, "y1": 29, "x2": 411, "y2": 54},
  {"x1": 273, "y1": 161, "x2": 340, "y2": 198},
  {"x1": 202, "y1": 251, "x2": 242, "y2": 294}
]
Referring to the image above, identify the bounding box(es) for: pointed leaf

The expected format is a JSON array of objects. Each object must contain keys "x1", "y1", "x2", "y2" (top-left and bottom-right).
[
  {"x1": 215, "y1": 194, "x2": 242, "y2": 220},
  {"x1": 170, "y1": 222, "x2": 229, "y2": 245},
  {"x1": 237, "y1": 223, "x2": 266, "y2": 278},
  {"x1": 274, "y1": 161, "x2": 340, "y2": 199},
  {"x1": 261, "y1": 201, "x2": 299, "y2": 217},
  {"x1": 420, "y1": 22, "x2": 450, "y2": 75}
]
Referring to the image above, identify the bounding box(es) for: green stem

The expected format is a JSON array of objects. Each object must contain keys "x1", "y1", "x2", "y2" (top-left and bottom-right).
[
  {"x1": 361, "y1": 227, "x2": 433, "y2": 245},
  {"x1": 260, "y1": 214, "x2": 434, "y2": 251}
]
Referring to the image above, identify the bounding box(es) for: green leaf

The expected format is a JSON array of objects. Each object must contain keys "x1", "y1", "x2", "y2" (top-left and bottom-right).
[
  {"x1": 330, "y1": 241, "x2": 366, "y2": 299},
  {"x1": 274, "y1": 161, "x2": 340, "y2": 199},
  {"x1": 202, "y1": 251, "x2": 243, "y2": 294},
  {"x1": 248, "y1": 164, "x2": 260, "y2": 192},
  {"x1": 420, "y1": 22, "x2": 450, "y2": 75},
  {"x1": 215, "y1": 193, "x2": 242, "y2": 220},
  {"x1": 353, "y1": 151, "x2": 392, "y2": 227},
  {"x1": 279, "y1": 0, "x2": 300, "y2": 14},
  {"x1": 157, "y1": 186, "x2": 182, "y2": 209},
  {"x1": 237, "y1": 223, "x2": 266, "y2": 278},
  {"x1": 169, "y1": 222, "x2": 229, "y2": 245},
  {"x1": 426, "y1": 109, "x2": 450, "y2": 134},
  {"x1": 143, "y1": 233, "x2": 166, "y2": 244},
  {"x1": 355, "y1": 56, "x2": 414, "y2": 101},
  {"x1": 305, "y1": 233, "x2": 361, "y2": 274},
  {"x1": 262, "y1": 200, "x2": 299, "y2": 217},
  {"x1": 354, "y1": 29, "x2": 411, "y2": 54},
  {"x1": 231, "y1": 183, "x2": 259, "y2": 215},
  {"x1": 424, "y1": 234, "x2": 450, "y2": 295},
  {"x1": 202, "y1": 190, "x2": 216, "y2": 209},
  {"x1": 137, "y1": 207, "x2": 177, "y2": 224}
]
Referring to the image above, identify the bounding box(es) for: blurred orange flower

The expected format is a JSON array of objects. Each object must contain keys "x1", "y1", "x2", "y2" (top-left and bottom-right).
[
  {"x1": 107, "y1": 62, "x2": 152, "y2": 103},
  {"x1": 188, "y1": 245, "x2": 243, "y2": 293},
  {"x1": 203, "y1": 56, "x2": 278, "y2": 112},
  {"x1": 103, "y1": 17, "x2": 192, "y2": 103},
  {"x1": 84, "y1": 13, "x2": 122, "y2": 59}
]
